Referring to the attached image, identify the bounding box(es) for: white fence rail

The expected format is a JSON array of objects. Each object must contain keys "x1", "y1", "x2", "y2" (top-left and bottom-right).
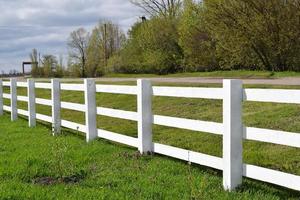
[{"x1": 0, "y1": 78, "x2": 299, "y2": 192}]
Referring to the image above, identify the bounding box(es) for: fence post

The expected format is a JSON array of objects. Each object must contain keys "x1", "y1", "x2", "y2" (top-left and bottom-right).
[
  {"x1": 51, "y1": 79, "x2": 61, "y2": 135},
  {"x1": 10, "y1": 78, "x2": 17, "y2": 121},
  {"x1": 223, "y1": 79, "x2": 243, "y2": 191},
  {"x1": 0, "y1": 79, "x2": 3, "y2": 116},
  {"x1": 28, "y1": 79, "x2": 36, "y2": 127},
  {"x1": 84, "y1": 79, "x2": 97, "y2": 142},
  {"x1": 137, "y1": 79, "x2": 153, "y2": 154}
]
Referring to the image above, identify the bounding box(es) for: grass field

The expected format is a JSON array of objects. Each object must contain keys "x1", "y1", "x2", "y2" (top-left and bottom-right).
[
  {"x1": 0, "y1": 81, "x2": 300, "y2": 199},
  {"x1": 105, "y1": 70, "x2": 300, "y2": 78}
]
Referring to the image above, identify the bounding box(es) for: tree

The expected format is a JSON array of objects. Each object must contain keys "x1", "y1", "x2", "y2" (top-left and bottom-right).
[
  {"x1": 203, "y1": 0, "x2": 300, "y2": 71},
  {"x1": 41, "y1": 54, "x2": 58, "y2": 77},
  {"x1": 131, "y1": 0, "x2": 183, "y2": 18},
  {"x1": 179, "y1": 0, "x2": 217, "y2": 71},
  {"x1": 86, "y1": 21, "x2": 126, "y2": 77},
  {"x1": 30, "y1": 49, "x2": 39, "y2": 77},
  {"x1": 67, "y1": 28, "x2": 89, "y2": 77}
]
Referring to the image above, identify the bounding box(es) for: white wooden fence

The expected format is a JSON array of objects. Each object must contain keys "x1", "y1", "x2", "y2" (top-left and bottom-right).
[{"x1": 0, "y1": 78, "x2": 299, "y2": 192}]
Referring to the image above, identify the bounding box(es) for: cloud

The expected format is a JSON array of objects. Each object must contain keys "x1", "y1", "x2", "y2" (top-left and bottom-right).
[{"x1": 0, "y1": 0, "x2": 141, "y2": 72}]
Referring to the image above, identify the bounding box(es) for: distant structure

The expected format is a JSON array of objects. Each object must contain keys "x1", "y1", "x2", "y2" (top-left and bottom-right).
[
  {"x1": 22, "y1": 61, "x2": 38, "y2": 75},
  {"x1": 140, "y1": 16, "x2": 147, "y2": 22}
]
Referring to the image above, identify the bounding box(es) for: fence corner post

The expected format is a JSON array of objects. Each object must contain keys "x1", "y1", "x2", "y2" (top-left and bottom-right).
[
  {"x1": 137, "y1": 79, "x2": 153, "y2": 154},
  {"x1": 28, "y1": 79, "x2": 36, "y2": 127},
  {"x1": 0, "y1": 79, "x2": 3, "y2": 116},
  {"x1": 223, "y1": 79, "x2": 243, "y2": 191},
  {"x1": 10, "y1": 78, "x2": 17, "y2": 121},
  {"x1": 51, "y1": 79, "x2": 61, "y2": 135},
  {"x1": 84, "y1": 79, "x2": 97, "y2": 142}
]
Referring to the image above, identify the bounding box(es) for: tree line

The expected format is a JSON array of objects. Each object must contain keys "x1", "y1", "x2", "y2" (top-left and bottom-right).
[{"x1": 30, "y1": 0, "x2": 300, "y2": 77}]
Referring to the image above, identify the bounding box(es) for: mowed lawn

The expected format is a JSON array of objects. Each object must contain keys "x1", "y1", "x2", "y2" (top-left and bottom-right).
[{"x1": 0, "y1": 81, "x2": 300, "y2": 199}]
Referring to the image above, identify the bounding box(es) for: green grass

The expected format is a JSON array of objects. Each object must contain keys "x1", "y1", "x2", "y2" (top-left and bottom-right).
[
  {"x1": 0, "y1": 82, "x2": 300, "y2": 199},
  {"x1": 105, "y1": 70, "x2": 300, "y2": 78}
]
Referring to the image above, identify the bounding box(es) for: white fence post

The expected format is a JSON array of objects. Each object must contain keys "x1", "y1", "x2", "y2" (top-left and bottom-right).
[
  {"x1": 137, "y1": 79, "x2": 153, "y2": 154},
  {"x1": 223, "y1": 79, "x2": 243, "y2": 191},
  {"x1": 0, "y1": 79, "x2": 3, "y2": 116},
  {"x1": 28, "y1": 79, "x2": 36, "y2": 127},
  {"x1": 84, "y1": 79, "x2": 97, "y2": 142},
  {"x1": 51, "y1": 79, "x2": 61, "y2": 135},
  {"x1": 10, "y1": 78, "x2": 17, "y2": 121}
]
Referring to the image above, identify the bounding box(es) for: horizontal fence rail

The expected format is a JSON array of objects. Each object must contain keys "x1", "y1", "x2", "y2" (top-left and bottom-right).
[{"x1": 0, "y1": 78, "x2": 299, "y2": 192}]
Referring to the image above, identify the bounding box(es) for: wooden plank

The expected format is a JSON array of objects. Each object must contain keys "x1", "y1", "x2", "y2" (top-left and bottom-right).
[
  {"x1": 223, "y1": 80, "x2": 243, "y2": 191},
  {"x1": 2, "y1": 81, "x2": 10, "y2": 86},
  {"x1": 85, "y1": 79, "x2": 97, "y2": 142},
  {"x1": 2, "y1": 93, "x2": 10, "y2": 99},
  {"x1": 97, "y1": 107, "x2": 138, "y2": 121},
  {"x1": 10, "y1": 79, "x2": 17, "y2": 121},
  {"x1": 153, "y1": 143, "x2": 223, "y2": 170},
  {"x1": 36, "y1": 113, "x2": 52, "y2": 123},
  {"x1": 3, "y1": 105, "x2": 11, "y2": 111},
  {"x1": 61, "y1": 84, "x2": 84, "y2": 91},
  {"x1": 61, "y1": 101, "x2": 85, "y2": 112},
  {"x1": 0, "y1": 80, "x2": 2, "y2": 115},
  {"x1": 244, "y1": 127, "x2": 300, "y2": 148},
  {"x1": 17, "y1": 96, "x2": 28, "y2": 102},
  {"x1": 153, "y1": 86, "x2": 223, "y2": 99},
  {"x1": 18, "y1": 109, "x2": 29, "y2": 116},
  {"x1": 51, "y1": 79, "x2": 61, "y2": 135},
  {"x1": 244, "y1": 89, "x2": 300, "y2": 104},
  {"x1": 28, "y1": 79, "x2": 36, "y2": 127},
  {"x1": 96, "y1": 85, "x2": 137, "y2": 95},
  {"x1": 61, "y1": 120, "x2": 86, "y2": 133},
  {"x1": 36, "y1": 98, "x2": 52, "y2": 106},
  {"x1": 243, "y1": 164, "x2": 300, "y2": 191},
  {"x1": 35, "y1": 83, "x2": 52, "y2": 89},
  {"x1": 17, "y1": 82, "x2": 28, "y2": 88},
  {"x1": 137, "y1": 79, "x2": 153, "y2": 153},
  {"x1": 153, "y1": 115, "x2": 223, "y2": 135},
  {"x1": 97, "y1": 129, "x2": 138, "y2": 147}
]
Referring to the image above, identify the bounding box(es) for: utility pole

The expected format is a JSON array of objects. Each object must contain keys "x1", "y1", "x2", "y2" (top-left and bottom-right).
[{"x1": 104, "y1": 23, "x2": 107, "y2": 67}]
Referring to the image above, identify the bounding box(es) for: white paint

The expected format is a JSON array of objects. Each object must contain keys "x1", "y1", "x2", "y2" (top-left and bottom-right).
[
  {"x1": 51, "y1": 79, "x2": 61, "y2": 135},
  {"x1": 61, "y1": 119, "x2": 86, "y2": 133},
  {"x1": 61, "y1": 101, "x2": 85, "y2": 112},
  {"x1": 97, "y1": 107, "x2": 138, "y2": 121},
  {"x1": 84, "y1": 79, "x2": 97, "y2": 142},
  {"x1": 36, "y1": 113, "x2": 52, "y2": 123},
  {"x1": 61, "y1": 83, "x2": 84, "y2": 91},
  {"x1": 244, "y1": 89, "x2": 300, "y2": 104},
  {"x1": 244, "y1": 127, "x2": 300, "y2": 148},
  {"x1": 17, "y1": 96, "x2": 28, "y2": 102},
  {"x1": 18, "y1": 109, "x2": 29, "y2": 116},
  {"x1": 153, "y1": 143, "x2": 223, "y2": 170},
  {"x1": 153, "y1": 87, "x2": 223, "y2": 99},
  {"x1": 2, "y1": 81, "x2": 10, "y2": 86},
  {"x1": 243, "y1": 164, "x2": 300, "y2": 191},
  {"x1": 223, "y1": 80, "x2": 243, "y2": 191},
  {"x1": 137, "y1": 79, "x2": 153, "y2": 154},
  {"x1": 36, "y1": 98, "x2": 52, "y2": 106},
  {"x1": 0, "y1": 80, "x2": 3, "y2": 115},
  {"x1": 10, "y1": 78, "x2": 17, "y2": 121},
  {"x1": 35, "y1": 83, "x2": 52, "y2": 89},
  {"x1": 96, "y1": 85, "x2": 137, "y2": 95},
  {"x1": 16, "y1": 82, "x2": 28, "y2": 88},
  {"x1": 153, "y1": 115, "x2": 223, "y2": 135},
  {"x1": 98, "y1": 129, "x2": 138, "y2": 147},
  {"x1": 28, "y1": 79, "x2": 36, "y2": 127},
  {"x1": 2, "y1": 93, "x2": 10, "y2": 99}
]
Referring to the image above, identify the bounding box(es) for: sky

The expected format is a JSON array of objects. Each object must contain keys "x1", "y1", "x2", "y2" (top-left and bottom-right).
[{"x1": 0, "y1": 0, "x2": 141, "y2": 73}]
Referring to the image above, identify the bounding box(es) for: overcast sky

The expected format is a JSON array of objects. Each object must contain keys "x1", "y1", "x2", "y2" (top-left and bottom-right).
[{"x1": 0, "y1": 0, "x2": 141, "y2": 73}]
